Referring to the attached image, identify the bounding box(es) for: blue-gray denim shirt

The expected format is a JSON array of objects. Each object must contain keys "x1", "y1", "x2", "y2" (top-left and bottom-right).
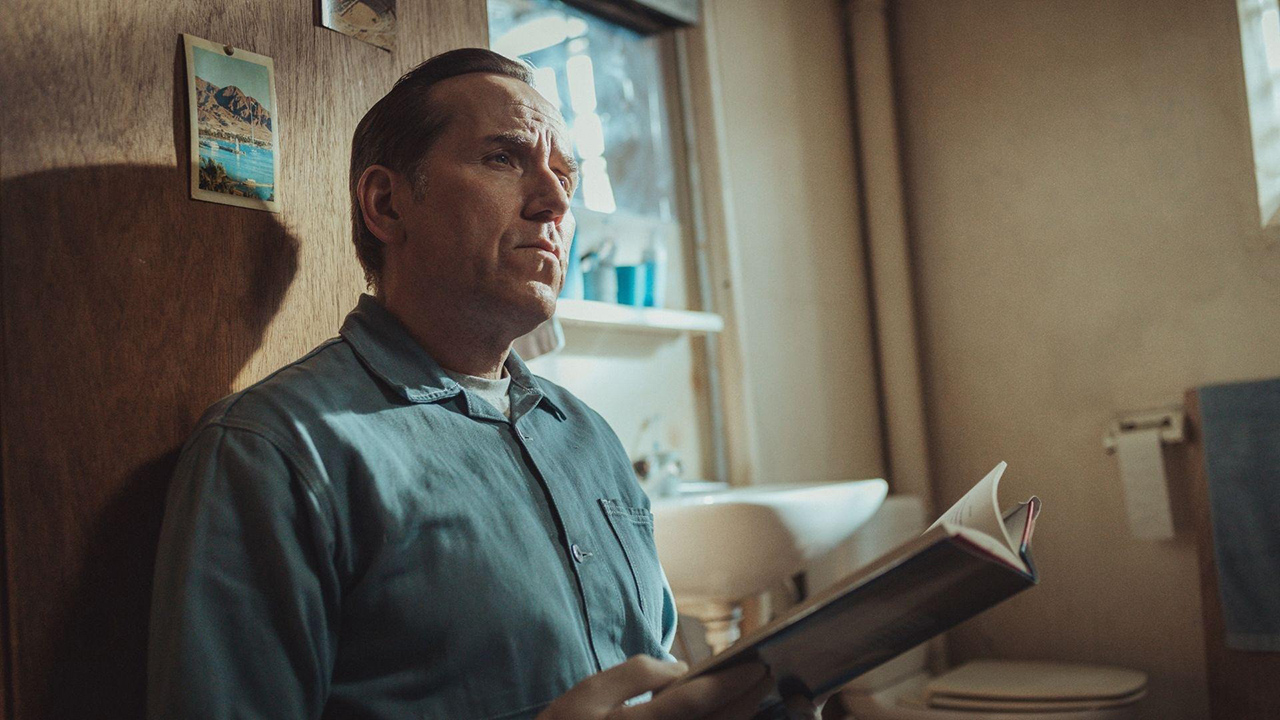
[{"x1": 148, "y1": 294, "x2": 678, "y2": 720}]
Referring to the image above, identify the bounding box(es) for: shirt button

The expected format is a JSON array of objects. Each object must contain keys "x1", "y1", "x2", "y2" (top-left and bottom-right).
[
  {"x1": 571, "y1": 544, "x2": 586, "y2": 563},
  {"x1": 518, "y1": 426, "x2": 532, "y2": 440}
]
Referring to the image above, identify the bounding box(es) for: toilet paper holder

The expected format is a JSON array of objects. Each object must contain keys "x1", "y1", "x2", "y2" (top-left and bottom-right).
[{"x1": 1102, "y1": 406, "x2": 1186, "y2": 453}]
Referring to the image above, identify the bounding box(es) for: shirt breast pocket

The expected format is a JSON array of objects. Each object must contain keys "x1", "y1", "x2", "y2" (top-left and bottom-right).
[{"x1": 598, "y1": 498, "x2": 664, "y2": 623}]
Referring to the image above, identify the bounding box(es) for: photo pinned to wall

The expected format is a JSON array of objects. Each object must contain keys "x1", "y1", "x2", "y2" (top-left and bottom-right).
[
  {"x1": 183, "y1": 34, "x2": 281, "y2": 212},
  {"x1": 319, "y1": 0, "x2": 396, "y2": 52}
]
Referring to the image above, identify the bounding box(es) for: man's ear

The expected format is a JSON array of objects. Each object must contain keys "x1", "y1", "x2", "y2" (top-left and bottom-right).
[{"x1": 357, "y1": 165, "x2": 407, "y2": 246}]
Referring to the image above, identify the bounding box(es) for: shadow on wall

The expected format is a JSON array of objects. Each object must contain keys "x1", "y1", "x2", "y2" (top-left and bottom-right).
[{"x1": 1, "y1": 165, "x2": 298, "y2": 719}]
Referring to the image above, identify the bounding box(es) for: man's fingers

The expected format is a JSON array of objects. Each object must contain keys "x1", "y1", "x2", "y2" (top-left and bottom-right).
[
  {"x1": 570, "y1": 655, "x2": 688, "y2": 709},
  {"x1": 638, "y1": 662, "x2": 767, "y2": 719},
  {"x1": 701, "y1": 673, "x2": 774, "y2": 720}
]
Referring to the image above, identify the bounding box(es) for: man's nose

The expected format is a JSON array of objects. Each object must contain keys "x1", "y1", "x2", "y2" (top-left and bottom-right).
[{"x1": 524, "y1": 166, "x2": 571, "y2": 227}]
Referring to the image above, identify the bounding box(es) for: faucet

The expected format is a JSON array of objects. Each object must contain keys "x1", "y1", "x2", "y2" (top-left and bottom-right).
[{"x1": 632, "y1": 415, "x2": 683, "y2": 498}]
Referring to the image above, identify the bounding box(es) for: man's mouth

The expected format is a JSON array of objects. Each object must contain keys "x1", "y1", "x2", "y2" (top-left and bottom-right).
[{"x1": 516, "y1": 238, "x2": 560, "y2": 261}]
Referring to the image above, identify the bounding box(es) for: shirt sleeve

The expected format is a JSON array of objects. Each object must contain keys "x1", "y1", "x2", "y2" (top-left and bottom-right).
[
  {"x1": 657, "y1": 562, "x2": 679, "y2": 661},
  {"x1": 147, "y1": 423, "x2": 340, "y2": 720}
]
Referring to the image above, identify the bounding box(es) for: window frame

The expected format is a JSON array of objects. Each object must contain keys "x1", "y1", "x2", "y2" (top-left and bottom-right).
[{"x1": 483, "y1": 0, "x2": 756, "y2": 486}]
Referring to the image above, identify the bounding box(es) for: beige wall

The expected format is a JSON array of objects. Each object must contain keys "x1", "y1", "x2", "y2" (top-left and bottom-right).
[
  {"x1": 708, "y1": 0, "x2": 885, "y2": 486},
  {"x1": 892, "y1": 1, "x2": 1280, "y2": 717}
]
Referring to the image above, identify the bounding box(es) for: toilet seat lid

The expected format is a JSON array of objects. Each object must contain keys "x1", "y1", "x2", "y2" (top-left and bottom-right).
[
  {"x1": 927, "y1": 688, "x2": 1147, "y2": 713},
  {"x1": 925, "y1": 660, "x2": 1148, "y2": 706}
]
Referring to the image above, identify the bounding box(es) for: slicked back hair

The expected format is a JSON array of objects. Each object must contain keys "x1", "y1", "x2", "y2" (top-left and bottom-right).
[{"x1": 349, "y1": 48, "x2": 535, "y2": 291}]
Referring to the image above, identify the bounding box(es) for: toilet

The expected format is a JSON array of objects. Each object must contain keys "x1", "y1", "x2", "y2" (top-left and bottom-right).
[
  {"x1": 803, "y1": 496, "x2": 1148, "y2": 720},
  {"x1": 837, "y1": 646, "x2": 1146, "y2": 719}
]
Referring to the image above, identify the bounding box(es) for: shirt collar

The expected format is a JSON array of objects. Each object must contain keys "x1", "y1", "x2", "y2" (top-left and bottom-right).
[{"x1": 339, "y1": 293, "x2": 562, "y2": 416}]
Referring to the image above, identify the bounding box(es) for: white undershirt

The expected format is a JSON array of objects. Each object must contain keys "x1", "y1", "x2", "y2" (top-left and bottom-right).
[{"x1": 442, "y1": 368, "x2": 512, "y2": 419}]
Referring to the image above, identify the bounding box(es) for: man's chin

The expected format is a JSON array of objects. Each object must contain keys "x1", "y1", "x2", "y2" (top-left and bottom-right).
[
  {"x1": 530, "y1": 279, "x2": 562, "y2": 310},
  {"x1": 503, "y1": 283, "x2": 559, "y2": 332}
]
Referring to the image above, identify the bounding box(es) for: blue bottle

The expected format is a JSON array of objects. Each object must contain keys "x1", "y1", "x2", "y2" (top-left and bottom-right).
[{"x1": 642, "y1": 231, "x2": 667, "y2": 307}]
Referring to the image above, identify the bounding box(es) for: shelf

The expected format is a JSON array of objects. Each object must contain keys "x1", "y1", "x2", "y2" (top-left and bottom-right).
[{"x1": 555, "y1": 299, "x2": 724, "y2": 334}]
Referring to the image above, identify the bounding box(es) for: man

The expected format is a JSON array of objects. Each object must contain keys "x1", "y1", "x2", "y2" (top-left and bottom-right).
[{"x1": 148, "y1": 48, "x2": 815, "y2": 719}]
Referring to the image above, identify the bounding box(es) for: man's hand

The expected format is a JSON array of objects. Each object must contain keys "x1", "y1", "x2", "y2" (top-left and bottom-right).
[{"x1": 536, "y1": 655, "x2": 772, "y2": 720}]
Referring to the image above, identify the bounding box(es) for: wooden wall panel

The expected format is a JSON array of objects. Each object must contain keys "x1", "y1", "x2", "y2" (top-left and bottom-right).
[{"x1": 0, "y1": 2, "x2": 487, "y2": 717}]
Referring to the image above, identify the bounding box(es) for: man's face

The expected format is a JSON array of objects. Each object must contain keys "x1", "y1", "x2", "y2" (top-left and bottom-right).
[{"x1": 395, "y1": 73, "x2": 578, "y2": 332}]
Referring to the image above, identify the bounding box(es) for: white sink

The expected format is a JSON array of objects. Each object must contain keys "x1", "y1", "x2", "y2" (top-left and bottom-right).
[{"x1": 651, "y1": 479, "x2": 889, "y2": 604}]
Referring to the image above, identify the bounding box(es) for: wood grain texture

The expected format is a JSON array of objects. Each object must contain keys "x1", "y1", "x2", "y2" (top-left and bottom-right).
[
  {"x1": 0, "y1": 2, "x2": 486, "y2": 717},
  {"x1": 1185, "y1": 390, "x2": 1280, "y2": 720}
]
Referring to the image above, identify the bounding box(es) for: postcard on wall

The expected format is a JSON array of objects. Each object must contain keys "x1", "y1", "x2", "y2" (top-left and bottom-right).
[
  {"x1": 183, "y1": 34, "x2": 281, "y2": 213},
  {"x1": 319, "y1": 0, "x2": 397, "y2": 52}
]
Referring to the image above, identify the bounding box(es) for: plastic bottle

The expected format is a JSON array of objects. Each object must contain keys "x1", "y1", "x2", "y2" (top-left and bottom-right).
[
  {"x1": 582, "y1": 239, "x2": 617, "y2": 302},
  {"x1": 642, "y1": 230, "x2": 667, "y2": 307}
]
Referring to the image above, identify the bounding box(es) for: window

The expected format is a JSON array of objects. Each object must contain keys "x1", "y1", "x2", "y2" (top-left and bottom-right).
[
  {"x1": 488, "y1": 0, "x2": 686, "y2": 303},
  {"x1": 1238, "y1": 0, "x2": 1280, "y2": 226},
  {"x1": 487, "y1": 1, "x2": 730, "y2": 489}
]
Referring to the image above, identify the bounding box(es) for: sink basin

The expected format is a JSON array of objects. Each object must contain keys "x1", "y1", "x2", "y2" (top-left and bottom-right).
[{"x1": 651, "y1": 479, "x2": 888, "y2": 603}]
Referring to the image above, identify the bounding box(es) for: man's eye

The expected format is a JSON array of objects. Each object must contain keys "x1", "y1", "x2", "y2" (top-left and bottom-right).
[
  {"x1": 558, "y1": 175, "x2": 570, "y2": 190},
  {"x1": 490, "y1": 153, "x2": 513, "y2": 166}
]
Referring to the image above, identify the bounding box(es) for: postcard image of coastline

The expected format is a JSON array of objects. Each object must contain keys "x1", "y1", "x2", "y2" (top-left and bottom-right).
[
  {"x1": 319, "y1": 0, "x2": 396, "y2": 52},
  {"x1": 183, "y1": 34, "x2": 281, "y2": 212}
]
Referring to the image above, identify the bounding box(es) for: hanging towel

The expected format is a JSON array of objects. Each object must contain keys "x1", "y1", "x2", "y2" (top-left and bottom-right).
[{"x1": 1198, "y1": 377, "x2": 1280, "y2": 652}]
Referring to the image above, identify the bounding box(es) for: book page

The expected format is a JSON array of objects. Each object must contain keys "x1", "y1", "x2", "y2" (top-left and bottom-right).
[
  {"x1": 926, "y1": 462, "x2": 1015, "y2": 551},
  {"x1": 951, "y1": 525, "x2": 1024, "y2": 570},
  {"x1": 1002, "y1": 496, "x2": 1041, "y2": 552}
]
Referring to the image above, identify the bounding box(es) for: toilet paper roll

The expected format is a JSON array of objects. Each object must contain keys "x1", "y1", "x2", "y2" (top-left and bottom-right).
[{"x1": 1115, "y1": 427, "x2": 1175, "y2": 540}]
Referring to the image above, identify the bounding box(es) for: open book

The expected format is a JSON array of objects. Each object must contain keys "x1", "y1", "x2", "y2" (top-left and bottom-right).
[{"x1": 671, "y1": 462, "x2": 1040, "y2": 706}]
